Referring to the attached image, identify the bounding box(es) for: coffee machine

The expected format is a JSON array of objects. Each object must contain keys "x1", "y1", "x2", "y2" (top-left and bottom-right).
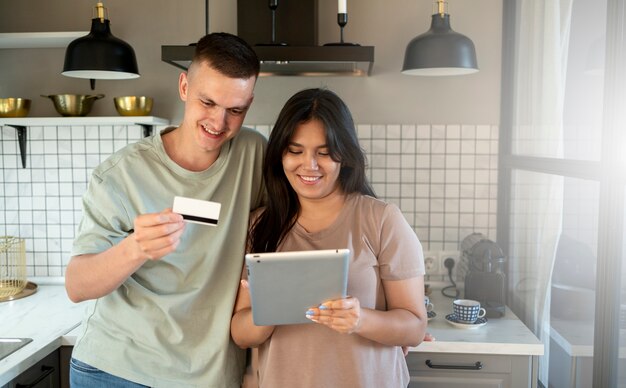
[{"x1": 463, "y1": 237, "x2": 506, "y2": 318}]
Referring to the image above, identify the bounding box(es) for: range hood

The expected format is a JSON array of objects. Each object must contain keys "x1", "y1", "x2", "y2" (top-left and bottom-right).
[
  {"x1": 161, "y1": 44, "x2": 374, "y2": 76},
  {"x1": 161, "y1": 0, "x2": 374, "y2": 76}
]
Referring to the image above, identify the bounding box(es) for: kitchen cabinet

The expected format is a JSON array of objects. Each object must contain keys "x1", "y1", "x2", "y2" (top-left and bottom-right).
[
  {"x1": 408, "y1": 284, "x2": 543, "y2": 388},
  {"x1": 407, "y1": 352, "x2": 531, "y2": 387},
  {"x1": 59, "y1": 346, "x2": 72, "y2": 388},
  {"x1": 2, "y1": 349, "x2": 60, "y2": 388}
]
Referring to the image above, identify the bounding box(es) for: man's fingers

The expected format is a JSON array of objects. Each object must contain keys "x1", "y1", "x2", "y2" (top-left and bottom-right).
[
  {"x1": 133, "y1": 222, "x2": 185, "y2": 260},
  {"x1": 135, "y1": 210, "x2": 183, "y2": 228}
]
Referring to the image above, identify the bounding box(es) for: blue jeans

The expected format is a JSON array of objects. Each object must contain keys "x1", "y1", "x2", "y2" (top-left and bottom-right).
[{"x1": 70, "y1": 358, "x2": 150, "y2": 388}]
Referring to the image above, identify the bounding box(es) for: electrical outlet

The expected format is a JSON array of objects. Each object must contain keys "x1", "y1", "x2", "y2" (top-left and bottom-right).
[
  {"x1": 439, "y1": 250, "x2": 460, "y2": 281},
  {"x1": 423, "y1": 251, "x2": 440, "y2": 276}
]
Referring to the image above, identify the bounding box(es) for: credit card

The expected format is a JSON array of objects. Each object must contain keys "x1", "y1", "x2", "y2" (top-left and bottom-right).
[{"x1": 172, "y1": 196, "x2": 221, "y2": 226}]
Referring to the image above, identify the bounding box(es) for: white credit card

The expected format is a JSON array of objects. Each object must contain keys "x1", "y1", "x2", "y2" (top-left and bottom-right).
[{"x1": 172, "y1": 196, "x2": 221, "y2": 226}]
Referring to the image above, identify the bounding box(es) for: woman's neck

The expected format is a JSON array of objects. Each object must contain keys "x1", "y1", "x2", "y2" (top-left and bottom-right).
[{"x1": 297, "y1": 191, "x2": 347, "y2": 233}]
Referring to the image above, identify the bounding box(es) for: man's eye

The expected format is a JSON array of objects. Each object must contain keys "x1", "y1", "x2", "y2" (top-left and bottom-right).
[
  {"x1": 229, "y1": 109, "x2": 245, "y2": 116},
  {"x1": 201, "y1": 100, "x2": 214, "y2": 107}
]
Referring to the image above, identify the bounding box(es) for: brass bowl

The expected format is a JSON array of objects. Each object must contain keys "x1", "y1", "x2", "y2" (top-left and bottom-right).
[
  {"x1": 0, "y1": 98, "x2": 31, "y2": 118},
  {"x1": 113, "y1": 96, "x2": 153, "y2": 116},
  {"x1": 41, "y1": 94, "x2": 104, "y2": 117}
]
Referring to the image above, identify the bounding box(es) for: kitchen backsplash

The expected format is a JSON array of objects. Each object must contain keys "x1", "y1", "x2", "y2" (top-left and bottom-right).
[{"x1": 0, "y1": 123, "x2": 497, "y2": 277}]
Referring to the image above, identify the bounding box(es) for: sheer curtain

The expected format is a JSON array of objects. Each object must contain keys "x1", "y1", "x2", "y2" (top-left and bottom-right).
[{"x1": 506, "y1": 0, "x2": 573, "y2": 384}]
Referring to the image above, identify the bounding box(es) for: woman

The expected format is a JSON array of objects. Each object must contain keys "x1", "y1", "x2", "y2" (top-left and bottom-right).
[{"x1": 231, "y1": 88, "x2": 427, "y2": 387}]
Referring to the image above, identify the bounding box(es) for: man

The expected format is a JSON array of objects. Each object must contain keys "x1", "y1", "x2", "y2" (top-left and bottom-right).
[{"x1": 65, "y1": 32, "x2": 265, "y2": 387}]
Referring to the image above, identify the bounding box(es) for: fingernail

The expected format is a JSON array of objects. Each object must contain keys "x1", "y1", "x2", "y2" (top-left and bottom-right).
[
  {"x1": 319, "y1": 305, "x2": 328, "y2": 310},
  {"x1": 305, "y1": 309, "x2": 314, "y2": 315}
]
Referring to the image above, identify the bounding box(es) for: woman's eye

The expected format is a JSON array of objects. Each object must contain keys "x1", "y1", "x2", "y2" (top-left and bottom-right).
[{"x1": 287, "y1": 148, "x2": 302, "y2": 154}]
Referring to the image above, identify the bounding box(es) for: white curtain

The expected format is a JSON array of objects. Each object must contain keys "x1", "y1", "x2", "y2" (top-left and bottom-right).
[{"x1": 507, "y1": 0, "x2": 573, "y2": 384}]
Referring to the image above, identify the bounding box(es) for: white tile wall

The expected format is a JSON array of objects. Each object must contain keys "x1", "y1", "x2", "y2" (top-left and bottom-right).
[{"x1": 0, "y1": 123, "x2": 498, "y2": 276}]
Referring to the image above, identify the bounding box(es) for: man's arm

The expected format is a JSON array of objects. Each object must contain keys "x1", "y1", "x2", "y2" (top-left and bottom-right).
[{"x1": 65, "y1": 209, "x2": 185, "y2": 302}]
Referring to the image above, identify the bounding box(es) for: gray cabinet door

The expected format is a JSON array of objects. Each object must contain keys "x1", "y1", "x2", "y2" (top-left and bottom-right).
[
  {"x1": 409, "y1": 375, "x2": 509, "y2": 388},
  {"x1": 407, "y1": 352, "x2": 533, "y2": 388}
]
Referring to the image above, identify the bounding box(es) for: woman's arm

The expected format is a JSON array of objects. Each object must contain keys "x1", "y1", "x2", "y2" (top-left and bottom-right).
[
  {"x1": 306, "y1": 276, "x2": 427, "y2": 347},
  {"x1": 231, "y1": 279, "x2": 276, "y2": 348}
]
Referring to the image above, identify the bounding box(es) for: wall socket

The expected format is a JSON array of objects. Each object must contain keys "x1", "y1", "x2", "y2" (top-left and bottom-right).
[
  {"x1": 439, "y1": 250, "x2": 461, "y2": 281},
  {"x1": 423, "y1": 250, "x2": 463, "y2": 282},
  {"x1": 423, "y1": 251, "x2": 440, "y2": 276}
]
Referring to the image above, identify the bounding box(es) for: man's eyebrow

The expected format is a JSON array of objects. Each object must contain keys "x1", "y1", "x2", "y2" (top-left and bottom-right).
[
  {"x1": 199, "y1": 96, "x2": 250, "y2": 111},
  {"x1": 230, "y1": 103, "x2": 251, "y2": 111}
]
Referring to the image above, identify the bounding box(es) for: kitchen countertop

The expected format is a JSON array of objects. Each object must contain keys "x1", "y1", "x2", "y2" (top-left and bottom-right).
[
  {"x1": 0, "y1": 281, "x2": 85, "y2": 386},
  {"x1": 409, "y1": 284, "x2": 544, "y2": 356},
  {"x1": 550, "y1": 318, "x2": 626, "y2": 358},
  {"x1": 0, "y1": 280, "x2": 543, "y2": 385}
]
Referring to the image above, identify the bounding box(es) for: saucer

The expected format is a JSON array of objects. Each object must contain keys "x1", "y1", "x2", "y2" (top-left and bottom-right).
[
  {"x1": 427, "y1": 311, "x2": 437, "y2": 320},
  {"x1": 445, "y1": 313, "x2": 487, "y2": 329}
]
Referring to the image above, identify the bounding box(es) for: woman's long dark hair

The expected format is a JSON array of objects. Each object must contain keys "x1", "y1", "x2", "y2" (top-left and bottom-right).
[{"x1": 250, "y1": 88, "x2": 375, "y2": 253}]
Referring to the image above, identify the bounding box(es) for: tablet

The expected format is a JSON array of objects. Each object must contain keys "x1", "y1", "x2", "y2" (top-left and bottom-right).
[{"x1": 245, "y1": 249, "x2": 350, "y2": 325}]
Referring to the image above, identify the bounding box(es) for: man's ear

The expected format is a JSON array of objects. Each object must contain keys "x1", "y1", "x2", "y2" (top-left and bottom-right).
[{"x1": 179, "y1": 72, "x2": 189, "y2": 101}]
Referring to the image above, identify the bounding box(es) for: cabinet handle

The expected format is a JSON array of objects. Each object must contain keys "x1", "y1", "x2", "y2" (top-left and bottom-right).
[
  {"x1": 425, "y1": 359, "x2": 483, "y2": 370},
  {"x1": 15, "y1": 365, "x2": 55, "y2": 388}
]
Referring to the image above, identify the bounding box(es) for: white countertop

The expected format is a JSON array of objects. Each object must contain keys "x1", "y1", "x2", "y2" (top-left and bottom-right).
[
  {"x1": 0, "y1": 283, "x2": 86, "y2": 386},
  {"x1": 550, "y1": 318, "x2": 626, "y2": 358},
  {"x1": 0, "y1": 280, "x2": 543, "y2": 385},
  {"x1": 409, "y1": 285, "x2": 544, "y2": 356}
]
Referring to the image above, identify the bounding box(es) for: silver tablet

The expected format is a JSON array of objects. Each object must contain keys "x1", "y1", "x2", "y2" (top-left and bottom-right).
[{"x1": 245, "y1": 249, "x2": 350, "y2": 326}]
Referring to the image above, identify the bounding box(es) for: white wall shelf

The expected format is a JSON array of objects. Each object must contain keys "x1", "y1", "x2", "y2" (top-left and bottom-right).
[
  {"x1": 0, "y1": 32, "x2": 88, "y2": 49},
  {"x1": 0, "y1": 116, "x2": 169, "y2": 127},
  {"x1": 0, "y1": 116, "x2": 170, "y2": 168}
]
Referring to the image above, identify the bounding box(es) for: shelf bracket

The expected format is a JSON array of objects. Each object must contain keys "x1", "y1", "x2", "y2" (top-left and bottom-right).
[
  {"x1": 138, "y1": 124, "x2": 153, "y2": 138},
  {"x1": 7, "y1": 125, "x2": 27, "y2": 168}
]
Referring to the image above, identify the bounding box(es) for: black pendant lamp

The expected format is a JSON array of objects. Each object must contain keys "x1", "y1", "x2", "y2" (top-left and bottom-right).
[
  {"x1": 63, "y1": 2, "x2": 139, "y2": 89},
  {"x1": 402, "y1": 0, "x2": 478, "y2": 76}
]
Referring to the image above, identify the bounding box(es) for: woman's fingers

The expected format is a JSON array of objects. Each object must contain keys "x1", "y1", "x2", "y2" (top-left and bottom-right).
[
  {"x1": 318, "y1": 296, "x2": 358, "y2": 311},
  {"x1": 305, "y1": 296, "x2": 361, "y2": 334}
]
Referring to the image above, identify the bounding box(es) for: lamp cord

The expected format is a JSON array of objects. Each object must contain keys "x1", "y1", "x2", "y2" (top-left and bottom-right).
[{"x1": 205, "y1": 0, "x2": 210, "y2": 35}]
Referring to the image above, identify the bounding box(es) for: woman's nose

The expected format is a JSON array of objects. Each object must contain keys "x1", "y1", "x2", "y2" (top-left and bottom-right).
[{"x1": 305, "y1": 154, "x2": 319, "y2": 169}]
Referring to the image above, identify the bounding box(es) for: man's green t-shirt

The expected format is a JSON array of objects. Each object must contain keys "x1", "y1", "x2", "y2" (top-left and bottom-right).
[{"x1": 71, "y1": 127, "x2": 266, "y2": 387}]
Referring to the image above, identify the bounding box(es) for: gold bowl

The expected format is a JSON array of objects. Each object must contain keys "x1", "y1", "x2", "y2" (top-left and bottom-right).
[
  {"x1": 0, "y1": 98, "x2": 31, "y2": 118},
  {"x1": 113, "y1": 96, "x2": 153, "y2": 116},
  {"x1": 41, "y1": 94, "x2": 104, "y2": 117}
]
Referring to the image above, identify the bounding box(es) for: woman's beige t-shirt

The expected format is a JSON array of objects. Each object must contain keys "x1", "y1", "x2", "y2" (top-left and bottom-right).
[{"x1": 257, "y1": 194, "x2": 425, "y2": 388}]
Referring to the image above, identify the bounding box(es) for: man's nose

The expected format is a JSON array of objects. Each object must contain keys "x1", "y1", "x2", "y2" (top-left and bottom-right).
[{"x1": 208, "y1": 106, "x2": 227, "y2": 130}]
